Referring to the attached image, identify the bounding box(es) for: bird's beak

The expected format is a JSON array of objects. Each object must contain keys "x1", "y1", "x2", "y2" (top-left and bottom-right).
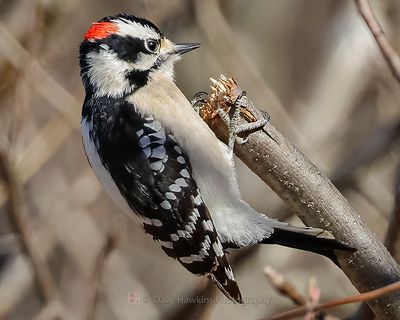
[{"x1": 174, "y1": 43, "x2": 201, "y2": 55}]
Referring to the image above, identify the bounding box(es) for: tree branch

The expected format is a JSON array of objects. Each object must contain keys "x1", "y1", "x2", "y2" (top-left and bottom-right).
[
  {"x1": 354, "y1": 0, "x2": 400, "y2": 84},
  {"x1": 265, "y1": 281, "x2": 400, "y2": 320},
  {"x1": 200, "y1": 76, "x2": 400, "y2": 319},
  {"x1": 385, "y1": 164, "x2": 400, "y2": 264}
]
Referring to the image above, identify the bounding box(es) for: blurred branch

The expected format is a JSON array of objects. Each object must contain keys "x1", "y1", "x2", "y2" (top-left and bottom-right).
[
  {"x1": 355, "y1": 0, "x2": 400, "y2": 84},
  {"x1": 33, "y1": 301, "x2": 63, "y2": 320},
  {"x1": 194, "y1": 0, "x2": 309, "y2": 147},
  {"x1": 9, "y1": 0, "x2": 45, "y2": 155},
  {"x1": 0, "y1": 233, "x2": 21, "y2": 255},
  {"x1": 263, "y1": 266, "x2": 306, "y2": 306},
  {"x1": 86, "y1": 232, "x2": 117, "y2": 320},
  {"x1": 385, "y1": 164, "x2": 400, "y2": 262},
  {"x1": 0, "y1": 147, "x2": 58, "y2": 304},
  {"x1": 331, "y1": 119, "x2": 400, "y2": 191},
  {"x1": 0, "y1": 23, "x2": 80, "y2": 125},
  {"x1": 0, "y1": 113, "x2": 73, "y2": 207},
  {"x1": 200, "y1": 76, "x2": 400, "y2": 319},
  {"x1": 0, "y1": 22, "x2": 81, "y2": 208},
  {"x1": 264, "y1": 267, "x2": 341, "y2": 320},
  {"x1": 265, "y1": 281, "x2": 400, "y2": 320}
]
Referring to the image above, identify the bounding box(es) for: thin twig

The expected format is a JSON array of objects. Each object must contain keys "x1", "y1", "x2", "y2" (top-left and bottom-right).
[
  {"x1": 264, "y1": 267, "x2": 341, "y2": 320},
  {"x1": 263, "y1": 266, "x2": 306, "y2": 306},
  {"x1": 0, "y1": 147, "x2": 57, "y2": 303},
  {"x1": 264, "y1": 281, "x2": 400, "y2": 320},
  {"x1": 200, "y1": 76, "x2": 400, "y2": 319},
  {"x1": 355, "y1": 0, "x2": 400, "y2": 84}
]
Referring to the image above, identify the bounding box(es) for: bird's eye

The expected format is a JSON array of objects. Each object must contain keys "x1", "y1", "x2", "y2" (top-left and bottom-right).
[{"x1": 145, "y1": 39, "x2": 158, "y2": 53}]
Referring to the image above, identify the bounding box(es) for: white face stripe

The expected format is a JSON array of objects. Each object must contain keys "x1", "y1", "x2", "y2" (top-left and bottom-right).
[
  {"x1": 114, "y1": 18, "x2": 161, "y2": 41},
  {"x1": 85, "y1": 50, "x2": 133, "y2": 98},
  {"x1": 132, "y1": 52, "x2": 158, "y2": 71}
]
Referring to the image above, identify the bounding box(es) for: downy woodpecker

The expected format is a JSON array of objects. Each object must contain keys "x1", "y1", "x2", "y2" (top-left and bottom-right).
[{"x1": 79, "y1": 14, "x2": 353, "y2": 303}]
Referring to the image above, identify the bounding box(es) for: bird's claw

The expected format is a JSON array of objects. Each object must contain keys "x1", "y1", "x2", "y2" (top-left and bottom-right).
[
  {"x1": 191, "y1": 91, "x2": 209, "y2": 114},
  {"x1": 236, "y1": 136, "x2": 249, "y2": 145},
  {"x1": 216, "y1": 90, "x2": 271, "y2": 150}
]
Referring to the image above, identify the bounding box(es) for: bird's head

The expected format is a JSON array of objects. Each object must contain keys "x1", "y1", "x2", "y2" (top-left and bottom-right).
[{"x1": 79, "y1": 14, "x2": 200, "y2": 98}]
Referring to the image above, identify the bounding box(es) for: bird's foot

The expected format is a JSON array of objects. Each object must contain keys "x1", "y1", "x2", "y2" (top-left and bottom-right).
[
  {"x1": 191, "y1": 91, "x2": 209, "y2": 114},
  {"x1": 217, "y1": 91, "x2": 270, "y2": 150}
]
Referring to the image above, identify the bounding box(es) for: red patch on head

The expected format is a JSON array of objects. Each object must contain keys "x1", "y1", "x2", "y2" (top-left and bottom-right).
[{"x1": 84, "y1": 22, "x2": 118, "y2": 40}]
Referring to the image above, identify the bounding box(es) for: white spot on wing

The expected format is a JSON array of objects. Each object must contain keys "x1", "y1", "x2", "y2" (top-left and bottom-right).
[
  {"x1": 175, "y1": 178, "x2": 188, "y2": 187},
  {"x1": 180, "y1": 256, "x2": 193, "y2": 264},
  {"x1": 225, "y1": 267, "x2": 235, "y2": 280},
  {"x1": 202, "y1": 235, "x2": 211, "y2": 250},
  {"x1": 142, "y1": 217, "x2": 152, "y2": 225},
  {"x1": 188, "y1": 222, "x2": 196, "y2": 230},
  {"x1": 169, "y1": 184, "x2": 181, "y2": 192},
  {"x1": 160, "y1": 200, "x2": 171, "y2": 210},
  {"x1": 151, "y1": 219, "x2": 162, "y2": 227},
  {"x1": 150, "y1": 160, "x2": 163, "y2": 171},
  {"x1": 174, "y1": 146, "x2": 182, "y2": 154},
  {"x1": 212, "y1": 240, "x2": 224, "y2": 257},
  {"x1": 177, "y1": 156, "x2": 186, "y2": 164},
  {"x1": 193, "y1": 208, "x2": 200, "y2": 218},
  {"x1": 193, "y1": 194, "x2": 202, "y2": 205},
  {"x1": 188, "y1": 214, "x2": 197, "y2": 224},
  {"x1": 170, "y1": 234, "x2": 179, "y2": 241},
  {"x1": 202, "y1": 219, "x2": 213, "y2": 232},
  {"x1": 185, "y1": 224, "x2": 193, "y2": 233},
  {"x1": 177, "y1": 230, "x2": 186, "y2": 237},
  {"x1": 190, "y1": 254, "x2": 203, "y2": 262},
  {"x1": 180, "y1": 169, "x2": 190, "y2": 178},
  {"x1": 159, "y1": 240, "x2": 173, "y2": 249},
  {"x1": 165, "y1": 192, "x2": 177, "y2": 200}
]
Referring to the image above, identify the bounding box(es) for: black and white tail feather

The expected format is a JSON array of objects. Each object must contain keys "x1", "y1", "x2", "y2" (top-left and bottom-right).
[{"x1": 79, "y1": 13, "x2": 355, "y2": 304}]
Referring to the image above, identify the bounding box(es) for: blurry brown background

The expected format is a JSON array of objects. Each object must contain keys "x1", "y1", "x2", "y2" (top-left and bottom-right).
[{"x1": 0, "y1": 0, "x2": 399, "y2": 319}]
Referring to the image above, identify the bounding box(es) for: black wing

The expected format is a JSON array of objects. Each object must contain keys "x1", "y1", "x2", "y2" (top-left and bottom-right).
[{"x1": 88, "y1": 100, "x2": 242, "y2": 303}]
